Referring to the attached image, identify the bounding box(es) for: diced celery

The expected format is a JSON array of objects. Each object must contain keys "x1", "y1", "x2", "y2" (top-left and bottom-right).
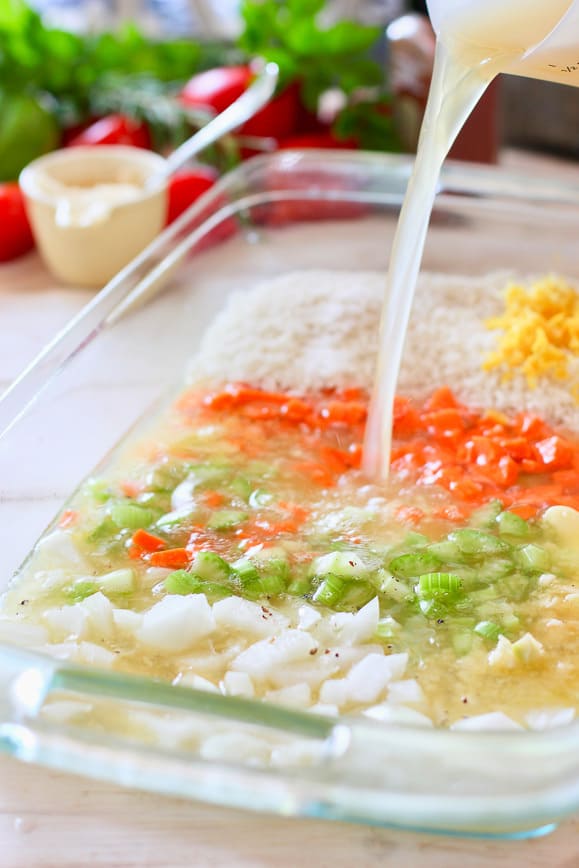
[
  {"x1": 312, "y1": 551, "x2": 370, "y2": 579},
  {"x1": 86, "y1": 516, "x2": 119, "y2": 544},
  {"x1": 375, "y1": 616, "x2": 401, "y2": 640},
  {"x1": 474, "y1": 620, "x2": 501, "y2": 641},
  {"x1": 418, "y1": 598, "x2": 447, "y2": 620},
  {"x1": 339, "y1": 581, "x2": 376, "y2": 611},
  {"x1": 257, "y1": 572, "x2": 286, "y2": 596},
  {"x1": 146, "y1": 462, "x2": 191, "y2": 493},
  {"x1": 426, "y1": 540, "x2": 464, "y2": 563},
  {"x1": 480, "y1": 557, "x2": 514, "y2": 583},
  {"x1": 287, "y1": 575, "x2": 313, "y2": 596},
  {"x1": 109, "y1": 502, "x2": 154, "y2": 530},
  {"x1": 164, "y1": 570, "x2": 231, "y2": 600},
  {"x1": 188, "y1": 463, "x2": 232, "y2": 489},
  {"x1": 417, "y1": 572, "x2": 462, "y2": 600},
  {"x1": 451, "y1": 629, "x2": 473, "y2": 657},
  {"x1": 164, "y1": 570, "x2": 200, "y2": 595},
  {"x1": 501, "y1": 572, "x2": 532, "y2": 602},
  {"x1": 84, "y1": 477, "x2": 113, "y2": 503},
  {"x1": 200, "y1": 582, "x2": 233, "y2": 600},
  {"x1": 230, "y1": 476, "x2": 252, "y2": 501},
  {"x1": 378, "y1": 571, "x2": 413, "y2": 602},
  {"x1": 207, "y1": 509, "x2": 249, "y2": 531},
  {"x1": 448, "y1": 529, "x2": 510, "y2": 556},
  {"x1": 468, "y1": 586, "x2": 502, "y2": 603},
  {"x1": 515, "y1": 544, "x2": 551, "y2": 573},
  {"x1": 65, "y1": 580, "x2": 98, "y2": 602},
  {"x1": 261, "y1": 557, "x2": 289, "y2": 584},
  {"x1": 233, "y1": 560, "x2": 263, "y2": 598},
  {"x1": 190, "y1": 551, "x2": 231, "y2": 583},
  {"x1": 312, "y1": 574, "x2": 347, "y2": 606},
  {"x1": 403, "y1": 532, "x2": 429, "y2": 548},
  {"x1": 496, "y1": 511, "x2": 530, "y2": 539},
  {"x1": 249, "y1": 489, "x2": 274, "y2": 508},
  {"x1": 98, "y1": 568, "x2": 135, "y2": 594},
  {"x1": 468, "y1": 500, "x2": 503, "y2": 529},
  {"x1": 389, "y1": 551, "x2": 442, "y2": 579}
]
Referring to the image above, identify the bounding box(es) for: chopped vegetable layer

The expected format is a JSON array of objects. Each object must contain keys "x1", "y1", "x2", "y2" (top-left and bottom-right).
[{"x1": 3, "y1": 382, "x2": 579, "y2": 728}]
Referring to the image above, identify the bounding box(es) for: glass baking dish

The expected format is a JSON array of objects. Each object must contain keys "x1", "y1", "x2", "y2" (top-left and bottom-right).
[{"x1": 1, "y1": 151, "x2": 579, "y2": 839}]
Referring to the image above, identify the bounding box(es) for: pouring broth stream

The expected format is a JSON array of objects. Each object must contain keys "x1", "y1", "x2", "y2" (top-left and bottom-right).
[{"x1": 363, "y1": 0, "x2": 577, "y2": 479}]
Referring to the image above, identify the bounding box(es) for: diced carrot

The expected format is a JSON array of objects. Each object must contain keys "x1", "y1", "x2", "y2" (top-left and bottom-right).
[
  {"x1": 499, "y1": 437, "x2": 533, "y2": 461},
  {"x1": 421, "y1": 408, "x2": 466, "y2": 436},
  {"x1": 507, "y1": 503, "x2": 538, "y2": 520},
  {"x1": 293, "y1": 461, "x2": 335, "y2": 487},
  {"x1": 132, "y1": 529, "x2": 167, "y2": 552},
  {"x1": 319, "y1": 445, "x2": 350, "y2": 474},
  {"x1": 345, "y1": 442, "x2": 362, "y2": 468},
  {"x1": 320, "y1": 401, "x2": 367, "y2": 425},
  {"x1": 202, "y1": 490, "x2": 225, "y2": 508},
  {"x1": 433, "y1": 504, "x2": 468, "y2": 523},
  {"x1": 58, "y1": 509, "x2": 79, "y2": 529},
  {"x1": 149, "y1": 548, "x2": 191, "y2": 569},
  {"x1": 280, "y1": 398, "x2": 312, "y2": 423},
  {"x1": 338, "y1": 386, "x2": 367, "y2": 402},
  {"x1": 395, "y1": 505, "x2": 425, "y2": 525},
  {"x1": 534, "y1": 435, "x2": 575, "y2": 470},
  {"x1": 120, "y1": 480, "x2": 142, "y2": 499},
  {"x1": 424, "y1": 386, "x2": 461, "y2": 411},
  {"x1": 516, "y1": 413, "x2": 547, "y2": 439},
  {"x1": 392, "y1": 396, "x2": 421, "y2": 436},
  {"x1": 552, "y1": 469, "x2": 579, "y2": 490},
  {"x1": 277, "y1": 502, "x2": 310, "y2": 523}
]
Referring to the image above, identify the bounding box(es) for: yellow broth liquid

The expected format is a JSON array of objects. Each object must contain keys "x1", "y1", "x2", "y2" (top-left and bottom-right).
[{"x1": 4, "y1": 382, "x2": 579, "y2": 727}]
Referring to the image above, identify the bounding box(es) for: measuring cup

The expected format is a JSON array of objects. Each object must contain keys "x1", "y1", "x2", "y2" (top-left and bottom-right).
[
  {"x1": 425, "y1": 0, "x2": 579, "y2": 83},
  {"x1": 21, "y1": 62, "x2": 279, "y2": 288}
]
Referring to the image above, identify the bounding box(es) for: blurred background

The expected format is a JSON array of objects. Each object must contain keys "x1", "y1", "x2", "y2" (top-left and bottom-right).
[
  {"x1": 1, "y1": 0, "x2": 577, "y2": 266},
  {"x1": 23, "y1": 0, "x2": 578, "y2": 160}
]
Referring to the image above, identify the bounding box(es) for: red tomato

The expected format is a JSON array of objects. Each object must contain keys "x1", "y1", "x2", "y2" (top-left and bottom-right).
[
  {"x1": 181, "y1": 66, "x2": 252, "y2": 115},
  {"x1": 166, "y1": 169, "x2": 237, "y2": 251},
  {"x1": 0, "y1": 183, "x2": 35, "y2": 262},
  {"x1": 166, "y1": 167, "x2": 218, "y2": 225},
  {"x1": 67, "y1": 114, "x2": 152, "y2": 149},
  {"x1": 181, "y1": 67, "x2": 299, "y2": 141}
]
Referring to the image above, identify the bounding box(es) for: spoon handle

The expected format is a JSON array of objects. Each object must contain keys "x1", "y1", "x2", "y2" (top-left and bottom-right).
[{"x1": 164, "y1": 61, "x2": 279, "y2": 176}]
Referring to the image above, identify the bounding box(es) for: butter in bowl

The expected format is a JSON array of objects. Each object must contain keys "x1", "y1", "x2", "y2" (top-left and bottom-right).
[{"x1": 20, "y1": 146, "x2": 168, "y2": 288}]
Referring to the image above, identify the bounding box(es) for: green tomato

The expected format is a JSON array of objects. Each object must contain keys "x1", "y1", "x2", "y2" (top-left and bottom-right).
[{"x1": 0, "y1": 91, "x2": 60, "y2": 181}]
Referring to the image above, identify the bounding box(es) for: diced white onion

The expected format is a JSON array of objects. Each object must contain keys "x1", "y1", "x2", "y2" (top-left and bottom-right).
[
  {"x1": 451, "y1": 712, "x2": 523, "y2": 732},
  {"x1": 265, "y1": 682, "x2": 312, "y2": 709},
  {"x1": 137, "y1": 594, "x2": 215, "y2": 653},
  {"x1": 221, "y1": 670, "x2": 255, "y2": 698},
  {"x1": 213, "y1": 597, "x2": 289, "y2": 638}
]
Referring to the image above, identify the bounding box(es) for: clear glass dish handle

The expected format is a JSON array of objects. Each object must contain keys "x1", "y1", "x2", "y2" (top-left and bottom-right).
[{"x1": 1, "y1": 646, "x2": 579, "y2": 837}]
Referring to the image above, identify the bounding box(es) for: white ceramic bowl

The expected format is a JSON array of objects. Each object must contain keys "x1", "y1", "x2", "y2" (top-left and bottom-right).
[{"x1": 20, "y1": 146, "x2": 168, "y2": 288}]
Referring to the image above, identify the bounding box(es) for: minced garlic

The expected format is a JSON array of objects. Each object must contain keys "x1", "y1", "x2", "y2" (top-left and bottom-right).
[{"x1": 483, "y1": 276, "x2": 579, "y2": 400}]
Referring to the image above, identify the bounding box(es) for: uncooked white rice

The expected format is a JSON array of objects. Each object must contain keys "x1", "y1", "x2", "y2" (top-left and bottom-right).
[{"x1": 191, "y1": 269, "x2": 579, "y2": 432}]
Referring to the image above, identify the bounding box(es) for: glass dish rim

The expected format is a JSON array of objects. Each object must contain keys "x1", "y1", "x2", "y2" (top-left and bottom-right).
[{"x1": 1, "y1": 149, "x2": 579, "y2": 836}]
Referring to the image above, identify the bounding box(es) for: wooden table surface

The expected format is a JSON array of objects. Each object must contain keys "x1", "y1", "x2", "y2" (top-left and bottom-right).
[{"x1": 1, "y1": 150, "x2": 578, "y2": 867}]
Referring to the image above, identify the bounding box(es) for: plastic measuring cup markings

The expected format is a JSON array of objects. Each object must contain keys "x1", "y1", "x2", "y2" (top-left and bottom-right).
[{"x1": 426, "y1": 0, "x2": 579, "y2": 86}]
